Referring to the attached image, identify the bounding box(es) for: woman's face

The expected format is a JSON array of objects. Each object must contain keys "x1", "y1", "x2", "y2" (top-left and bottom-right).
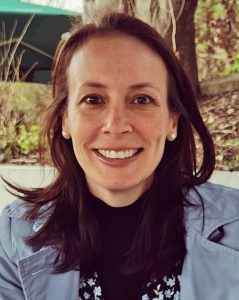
[{"x1": 63, "y1": 34, "x2": 178, "y2": 206}]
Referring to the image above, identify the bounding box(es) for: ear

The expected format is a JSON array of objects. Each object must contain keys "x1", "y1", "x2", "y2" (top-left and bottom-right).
[
  {"x1": 62, "y1": 108, "x2": 71, "y2": 139},
  {"x1": 167, "y1": 111, "x2": 180, "y2": 142}
]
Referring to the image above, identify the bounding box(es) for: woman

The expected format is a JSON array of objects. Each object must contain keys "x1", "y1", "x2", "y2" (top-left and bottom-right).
[{"x1": 0, "y1": 13, "x2": 239, "y2": 300}]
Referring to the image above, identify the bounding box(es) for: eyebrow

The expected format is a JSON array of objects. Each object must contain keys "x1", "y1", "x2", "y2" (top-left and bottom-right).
[
  {"x1": 80, "y1": 82, "x2": 106, "y2": 89},
  {"x1": 79, "y1": 81, "x2": 161, "y2": 93},
  {"x1": 128, "y1": 83, "x2": 161, "y2": 93}
]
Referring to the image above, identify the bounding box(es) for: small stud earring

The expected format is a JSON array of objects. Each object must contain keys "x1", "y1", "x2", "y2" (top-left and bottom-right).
[
  {"x1": 62, "y1": 131, "x2": 71, "y2": 139},
  {"x1": 167, "y1": 133, "x2": 177, "y2": 141}
]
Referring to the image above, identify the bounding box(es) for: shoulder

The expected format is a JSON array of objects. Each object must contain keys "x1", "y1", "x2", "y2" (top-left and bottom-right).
[
  {"x1": 185, "y1": 182, "x2": 239, "y2": 235},
  {"x1": 186, "y1": 181, "x2": 239, "y2": 215},
  {"x1": 0, "y1": 199, "x2": 46, "y2": 262},
  {"x1": 188, "y1": 181, "x2": 239, "y2": 202}
]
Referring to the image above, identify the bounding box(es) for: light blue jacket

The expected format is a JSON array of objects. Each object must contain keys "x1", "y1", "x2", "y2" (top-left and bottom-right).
[{"x1": 0, "y1": 182, "x2": 239, "y2": 300}]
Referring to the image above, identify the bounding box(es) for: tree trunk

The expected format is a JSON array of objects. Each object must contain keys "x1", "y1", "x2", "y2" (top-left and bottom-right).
[{"x1": 165, "y1": 0, "x2": 199, "y2": 94}]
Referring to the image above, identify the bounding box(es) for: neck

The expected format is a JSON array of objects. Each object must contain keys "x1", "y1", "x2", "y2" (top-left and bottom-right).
[{"x1": 87, "y1": 183, "x2": 151, "y2": 208}]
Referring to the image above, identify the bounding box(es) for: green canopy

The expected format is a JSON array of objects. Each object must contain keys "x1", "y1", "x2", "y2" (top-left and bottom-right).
[{"x1": 0, "y1": 0, "x2": 81, "y2": 15}]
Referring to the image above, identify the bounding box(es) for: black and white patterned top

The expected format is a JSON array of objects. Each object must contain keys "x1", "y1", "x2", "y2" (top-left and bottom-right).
[{"x1": 79, "y1": 271, "x2": 181, "y2": 300}]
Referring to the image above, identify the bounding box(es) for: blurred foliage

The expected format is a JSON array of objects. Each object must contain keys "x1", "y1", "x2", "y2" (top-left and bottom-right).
[
  {"x1": 16, "y1": 124, "x2": 39, "y2": 155},
  {"x1": 9, "y1": 82, "x2": 51, "y2": 125},
  {"x1": 195, "y1": 0, "x2": 239, "y2": 81},
  {"x1": 224, "y1": 53, "x2": 239, "y2": 74},
  {"x1": 0, "y1": 82, "x2": 50, "y2": 162}
]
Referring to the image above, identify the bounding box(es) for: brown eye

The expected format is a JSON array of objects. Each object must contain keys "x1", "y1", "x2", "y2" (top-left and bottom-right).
[
  {"x1": 82, "y1": 95, "x2": 104, "y2": 104},
  {"x1": 132, "y1": 95, "x2": 152, "y2": 104}
]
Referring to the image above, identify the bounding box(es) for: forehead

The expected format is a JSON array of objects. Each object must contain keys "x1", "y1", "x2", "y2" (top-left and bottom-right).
[{"x1": 67, "y1": 33, "x2": 168, "y2": 87}]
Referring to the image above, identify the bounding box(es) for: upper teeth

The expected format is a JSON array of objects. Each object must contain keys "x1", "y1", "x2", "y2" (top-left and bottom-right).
[{"x1": 98, "y1": 149, "x2": 138, "y2": 159}]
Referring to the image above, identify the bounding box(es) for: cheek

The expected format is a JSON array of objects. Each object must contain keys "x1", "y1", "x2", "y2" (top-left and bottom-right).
[
  {"x1": 68, "y1": 111, "x2": 94, "y2": 137},
  {"x1": 71, "y1": 124, "x2": 90, "y2": 144},
  {"x1": 69, "y1": 116, "x2": 99, "y2": 159},
  {"x1": 140, "y1": 116, "x2": 168, "y2": 141}
]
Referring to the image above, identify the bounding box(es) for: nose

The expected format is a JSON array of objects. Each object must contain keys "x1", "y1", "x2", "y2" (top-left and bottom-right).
[{"x1": 101, "y1": 104, "x2": 133, "y2": 135}]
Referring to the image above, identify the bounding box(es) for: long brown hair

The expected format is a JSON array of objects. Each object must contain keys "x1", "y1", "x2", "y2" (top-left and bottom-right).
[{"x1": 9, "y1": 13, "x2": 215, "y2": 278}]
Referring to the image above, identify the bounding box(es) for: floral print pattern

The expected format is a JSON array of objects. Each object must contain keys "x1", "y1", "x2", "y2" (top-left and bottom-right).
[
  {"x1": 79, "y1": 272, "x2": 180, "y2": 300},
  {"x1": 141, "y1": 274, "x2": 181, "y2": 300},
  {"x1": 79, "y1": 272, "x2": 103, "y2": 300}
]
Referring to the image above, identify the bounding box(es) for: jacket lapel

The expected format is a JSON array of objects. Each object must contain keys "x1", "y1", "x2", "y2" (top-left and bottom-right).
[{"x1": 17, "y1": 246, "x2": 79, "y2": 300}]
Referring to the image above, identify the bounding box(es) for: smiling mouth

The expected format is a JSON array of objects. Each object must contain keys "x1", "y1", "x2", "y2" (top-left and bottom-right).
[{"x1": 96, "y1": 148, "x2": 142, "y2": 159}]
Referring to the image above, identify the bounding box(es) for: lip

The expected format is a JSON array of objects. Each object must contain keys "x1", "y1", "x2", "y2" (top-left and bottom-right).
[
  {"x1": 94, "y1": 147, "x2": 140, "y2": 151},
  {"x1": 92, "y1": 148, "x2": 143, "y2": 167}
]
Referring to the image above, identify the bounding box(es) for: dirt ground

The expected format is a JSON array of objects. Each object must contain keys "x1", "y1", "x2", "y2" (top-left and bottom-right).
[{"x1": 198, "y1": 89, "x2": 239, "y2": 170}]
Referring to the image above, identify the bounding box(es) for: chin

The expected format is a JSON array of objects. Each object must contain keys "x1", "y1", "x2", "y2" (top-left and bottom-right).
[{"x1": 101, "y1": 177, "x2": 150, "y2": 193}]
